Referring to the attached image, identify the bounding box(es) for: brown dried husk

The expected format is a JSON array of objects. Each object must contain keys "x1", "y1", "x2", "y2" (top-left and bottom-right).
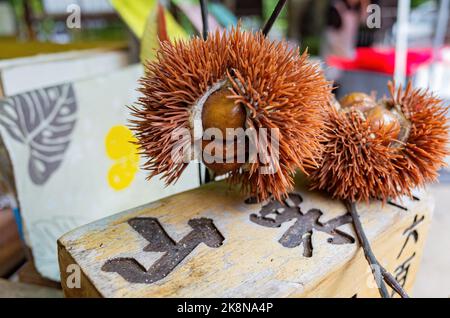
[
  {"x1": 130, "y1": 27, "x2": 331, "y2": 201},
  {"x1": 309, "y1": 82, "x2": 449, "y2": 202}
]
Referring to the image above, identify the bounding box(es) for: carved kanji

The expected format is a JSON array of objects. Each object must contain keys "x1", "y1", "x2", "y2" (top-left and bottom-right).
[
  {"x1": 249, "y1": 193, "x2": 355, "y2": 257},
  {"x1": 391, "y1": 252, "x2": 416, "y2": 297},
  {"x1": 102, "y1": 217, "x2": 224, "y2": 284},
  {"x1": 397, "y1": 214, "x2": 425, "y2": 259}
]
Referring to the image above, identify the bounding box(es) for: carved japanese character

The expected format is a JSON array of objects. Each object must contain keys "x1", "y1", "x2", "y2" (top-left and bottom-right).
[
  {"x1": 250, "y1": 193, "x2": 354, "y2": 257},
  {"x1": 397, "y1": 215, "x2": 424, "y2": 259},
  {"x1": 102, "y1": 217, "x2": 224, "y2": 284},
  {"x1": 391, "y1": 252, "x2": 416, "y2": 297}
]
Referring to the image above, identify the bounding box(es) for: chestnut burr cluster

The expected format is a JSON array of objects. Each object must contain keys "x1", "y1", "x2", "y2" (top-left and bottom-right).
[
  {"x1": 310, "y1": 83, "x2": 449, "y2": 202},
  {"x1": 130, "y1": 10, "x2": 448, "y2": 299},
  {"x1": 131, "y1": 27, "x2": 448, "y2": 203}
]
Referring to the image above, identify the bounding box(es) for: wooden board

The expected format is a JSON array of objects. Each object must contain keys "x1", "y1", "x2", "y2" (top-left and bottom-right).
[
  {"x1": 58, "y1": 176, "x2": 432, "y2": 298},
  {"x1": 17, "y1": 260, "x2": 61, "y2": 289},
  {"x1": 0, "y1": 278, "x2": 62, "y2": 298},
  {"x1": 0, "y1": 48, "x2": 128, "y2": 97},
  {"x1": 0, "y1": 41, "x2": 126, "y2": 61}
]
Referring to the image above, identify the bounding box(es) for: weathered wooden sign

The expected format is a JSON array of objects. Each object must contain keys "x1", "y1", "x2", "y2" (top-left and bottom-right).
[
  {"x1": 101, "y1": 217, "x2": 224, "y2": 284},
  {"x1": 58, "y1": 176, "x2": 432, "y2": 297}
]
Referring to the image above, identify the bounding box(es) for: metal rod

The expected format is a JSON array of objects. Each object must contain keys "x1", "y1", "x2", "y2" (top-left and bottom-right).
[
  {"x1": 199, "y1": 0, "x2": 209, "y2": 40},
  {"x1": 262, "y1": 0, "x2": 287, "y2": 36}
]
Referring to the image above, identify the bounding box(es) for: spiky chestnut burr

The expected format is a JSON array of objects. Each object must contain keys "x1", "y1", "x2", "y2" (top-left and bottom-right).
[
  {"x1": 309, "y1": 82, "x2": 449, "y2": 203},
  {"x1": 309, "y1": 82, "x2": 449, "y2": 298},
  {"x1": 130, "y1": 27, "x2": 332, "y2": 202}
]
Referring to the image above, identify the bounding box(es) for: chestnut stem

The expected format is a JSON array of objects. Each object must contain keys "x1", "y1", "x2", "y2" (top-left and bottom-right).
[
  {"x1": 262, "y1": 0, "x2": 287, "y2": 36},
  {"x1": 199, "y1": 0, "x2": 209, "y2": 40},
  {"x1": 346, "y1": 201, "x2": 392, "y2": 298},
  {"x1": 381, "y1": 267, "x2": 410, "y2": 298},
  {"x1": 346, "y1": 200, "x2": 410, "y2": 298}
]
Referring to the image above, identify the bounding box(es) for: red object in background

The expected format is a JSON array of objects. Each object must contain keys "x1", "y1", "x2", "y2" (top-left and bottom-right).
[{"x1": 327, "y1": 47, "x2": 437, "y2": 76}]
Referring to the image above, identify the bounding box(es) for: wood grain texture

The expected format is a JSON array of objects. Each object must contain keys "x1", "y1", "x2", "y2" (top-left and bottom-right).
[
  {"x1": 58, "y1": 244, "x2": 101, "y2": 298},
  {"x1": 58, "y1": 176, "x2": 432, "y2": 298}
]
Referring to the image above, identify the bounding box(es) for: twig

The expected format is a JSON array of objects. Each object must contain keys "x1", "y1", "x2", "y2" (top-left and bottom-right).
[
  {"x1": 346, "y1": 200, "x2": 410, "y2": 298},
  {"x1": 381, "y1": 268, "x2": 409, "y2": 298},
  {"x1": 262, "y1": 0, "x2": 287, "y2": 36},
  {"x1": 346, "y1": 201, "x2": 390, "y2": 298},
  {"x1": 199, "y1": 0, "x2": 209, "y2": 40}
]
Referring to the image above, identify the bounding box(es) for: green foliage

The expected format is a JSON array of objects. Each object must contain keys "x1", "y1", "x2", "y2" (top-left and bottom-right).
[
  {"x1": 411, "y1": 0, "x2": 431, "y2": 8},
  {"x1": 263, "y1": 0, "x2": 288, "y2": 35},
  {"x1": 301, "y1": 35, "x2": 320, "y2": 56}
]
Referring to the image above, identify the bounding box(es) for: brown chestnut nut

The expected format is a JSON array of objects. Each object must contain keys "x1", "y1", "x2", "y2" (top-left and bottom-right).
[
  {"x1": 365, "y1": 105, "x2": 401, "y2": 140},
  {"x1": 201, "y1": 138, "x2": 246, "y2": 175},
  {"x1": 202, "y1": 85, "x2": 246, "y2": 140},
  {"x1": 200, "y1": 85, "x2": 247, "y2": 175},
  {"x1": 340, "y1": 92, "x2": 377, "y2": 112},
  {"x1": 338, "y1": 92, "x2": 411, "y2": 148}
]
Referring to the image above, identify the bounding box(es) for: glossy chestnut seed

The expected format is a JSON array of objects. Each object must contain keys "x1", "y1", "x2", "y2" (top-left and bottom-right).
[
  {"x1": 365, "y1": 105, "x2": 401, "y2": 139},
  {"x1": 201, "y1": 139, "x2": 245, "y2": 175},
  {"x1": 338, "y1": 92, "x2": 412, "y2": 148},
  {"x1": 377, "y1": 100, "x2": 411, "y2": 145},
  {"x1": 340, "y1": 92, "x2": 377, "y2": 112},
  {"x1": 202, "y1": 85, "x2": 247, "y2": 140},
  {"x1": 201, "y1": 85, "x2": 247, "y2": 175}
]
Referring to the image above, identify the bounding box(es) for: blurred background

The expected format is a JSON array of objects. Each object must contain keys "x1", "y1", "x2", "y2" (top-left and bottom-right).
[{"x1": 0, "y1": 0, "x2": 448, "y2": 297}]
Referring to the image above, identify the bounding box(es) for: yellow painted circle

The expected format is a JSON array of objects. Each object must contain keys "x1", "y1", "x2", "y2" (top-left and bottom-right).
[
  {"x1": 108, "y1": 159, "x2": 138, "y2": 191},
  {"x1": 105, "y1": 125, "x2": 138, "y2": 160},
  {"x1": 105, "y1": 125, "x2": 140, "y2": 191}
]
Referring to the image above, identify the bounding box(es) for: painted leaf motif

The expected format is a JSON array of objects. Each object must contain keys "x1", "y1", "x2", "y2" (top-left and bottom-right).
[
  {"x1": 0, "y1": 84, "x2": 77, "y2": 185},
  {"x1": 31, "y1": 216, "x2": 81, "y2": 262}
]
